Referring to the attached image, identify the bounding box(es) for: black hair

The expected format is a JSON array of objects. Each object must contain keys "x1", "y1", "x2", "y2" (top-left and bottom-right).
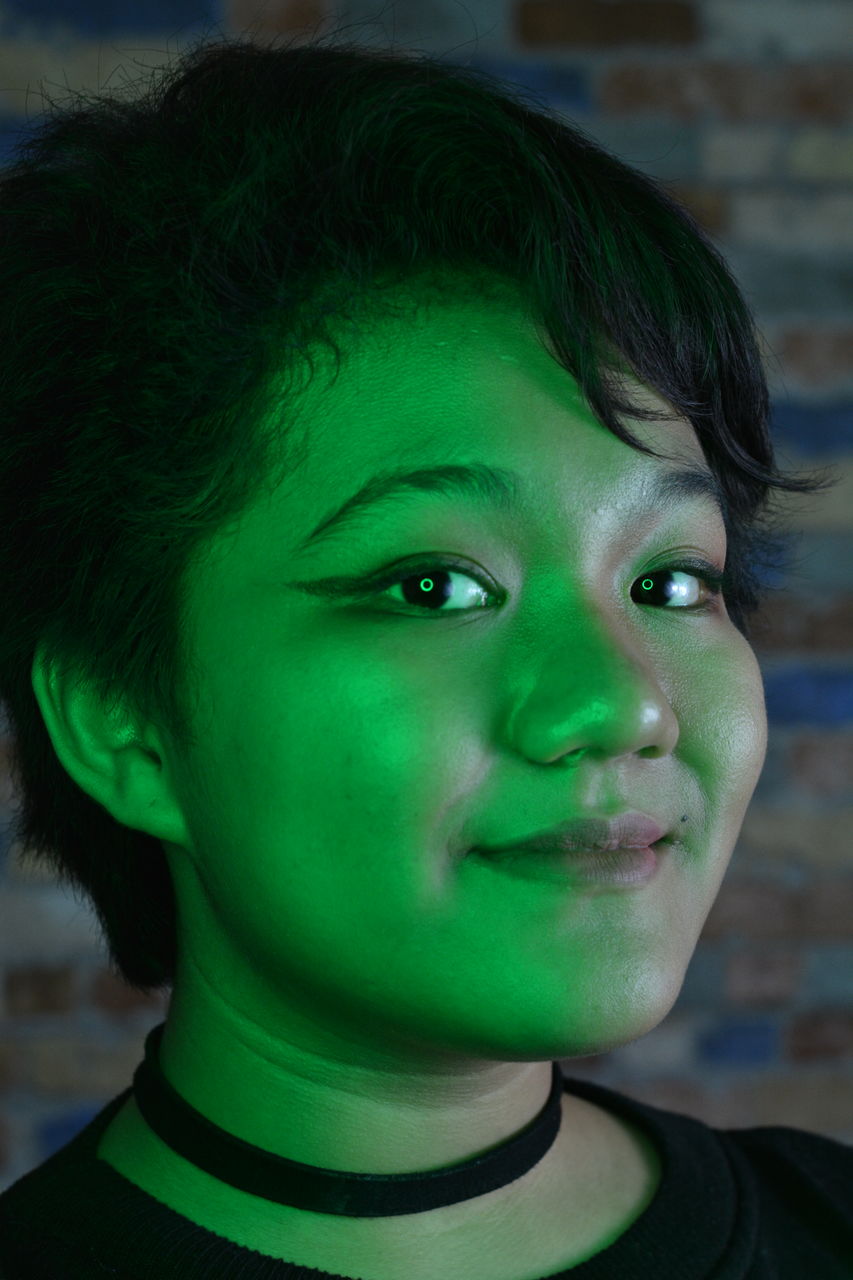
[{"x1": 0, "y1": 23, "x2": 838, "y2": 992}]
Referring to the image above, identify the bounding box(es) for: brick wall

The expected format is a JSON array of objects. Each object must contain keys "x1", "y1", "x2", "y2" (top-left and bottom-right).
[{"x1": 1, "y1": 0, "x2": 851, "y2": 1191}]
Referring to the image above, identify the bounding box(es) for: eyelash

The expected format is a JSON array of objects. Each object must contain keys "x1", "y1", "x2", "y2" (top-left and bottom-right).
[{"x1": 361, "y1": 556, "x2": 730, "y2": 617}]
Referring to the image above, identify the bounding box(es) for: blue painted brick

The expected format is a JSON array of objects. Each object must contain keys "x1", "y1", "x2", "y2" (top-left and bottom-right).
[
  {"x1": 465, "y1": 56, "x2": 592, "y2": 115},
  {"x1": 0, "y1": 0, "x2": 217, "y2": 40},
  {"x1": 37, "y1": 1101, "x2": 104, "y2": 1160},
  {"x1": 697, "y1": 1017, "x2": 780, "y2": 1067},
  {"x1": 763, "y1": 667, "x2": 853, "y2": 726},
  {"x1": 770, "y1": 400, "x2": 853, "y2": 455}
]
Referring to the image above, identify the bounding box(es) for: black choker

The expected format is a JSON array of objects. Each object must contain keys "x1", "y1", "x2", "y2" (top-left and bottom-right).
[{"x1": 132, "y1": 1022, "x2": 564, "y2": 1218}]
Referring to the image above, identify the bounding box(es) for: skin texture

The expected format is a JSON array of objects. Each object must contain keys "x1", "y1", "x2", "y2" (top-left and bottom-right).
[{"x1": 34, "y1": 293, "x2": 768, "y2": 1277}]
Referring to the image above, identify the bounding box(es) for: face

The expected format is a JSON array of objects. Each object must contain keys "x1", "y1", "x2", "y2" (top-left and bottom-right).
[{"x1": 152, "y1": 292, "x2": 767, "y2": 1072}]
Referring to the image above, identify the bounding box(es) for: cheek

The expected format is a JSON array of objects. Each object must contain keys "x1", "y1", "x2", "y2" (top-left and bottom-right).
[
  {"x1": 718, "y1": 638, "x2": 768, "y2": 783},
  {"x1": 208, "y1": 647, "x2": 467, "y2": 871},
  {"x1": 688, "y1": 634, "x2": 768, "y2": 826}
]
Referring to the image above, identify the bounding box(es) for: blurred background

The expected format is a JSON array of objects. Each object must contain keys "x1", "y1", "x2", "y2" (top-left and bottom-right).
[{"x1": 0, "y1": 0, "x2": 851, "y2": 1191}]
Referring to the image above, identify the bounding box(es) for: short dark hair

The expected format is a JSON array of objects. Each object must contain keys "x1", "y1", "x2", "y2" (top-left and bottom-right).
[{"x1": 0, "y1": 25, "x2": 838, "y2": 994}]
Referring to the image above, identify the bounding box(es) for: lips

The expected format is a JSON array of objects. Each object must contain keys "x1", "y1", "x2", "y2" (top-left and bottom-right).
[{"x1": 475, "y1": 811, "x2": 669, "y2": 857}]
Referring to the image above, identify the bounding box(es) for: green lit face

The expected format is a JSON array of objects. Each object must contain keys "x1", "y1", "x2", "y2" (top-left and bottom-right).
[{"x1": 158, "y1": 295, "x2": 767, "y2": 1072}]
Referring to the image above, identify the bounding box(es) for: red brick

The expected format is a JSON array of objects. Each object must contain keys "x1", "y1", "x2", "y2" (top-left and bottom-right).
[
  {"x1": 774, "y1": 328, "x2": 853, "y2": 387},
  {"x1": 226, "y1": 0, "x2": 331, "y2": 39},
  {"x1": 516, "y1": 1, "x2": 700, "y2": 49},
  {"x1": 0, "y1": 1040, "x2": 17, "y2": 1093},
  {"x1": 803, "y1": 878, "x2": 853, "y2": 939},
  {"x1": 5, "y1": 964, "x2": 75, "y2": 1016},
  {"x1": 600, "y1": 63, "x2": 853, "y2": 125},
  {"x1": 702, "y1": 877, "x2": 800, "y2": 939},
  {"x1": 718, "y1": 1072, "x2": 853, "y2": 1136},
  {"x1": 751, "y1": 595, "x2": 853, "y2": 654},
  {"x1": 612, "y1": 1076, "x2": 714, "y2": 1124},
  {"x1": 0, "y1": 734, "x2": 15, "y2": 808},
  {"x1": 787, "y1": 733, "x2": 853, "y2": 800},
  {"x1": 705, "y1": 869, "x2": 853, "y2": 940},
  {"x1": 787, "y1": 1009, "x2": 853, "y2": 1063},
  {"x1": 89, "y1": 967, "x2": 166, "y2": 1017},
  {"x1": 726, "y1": 944, "x2": 804, "y2": 1006},
  {"x1": 665, "y1": 182, "x2": 729, "y2": 235}
]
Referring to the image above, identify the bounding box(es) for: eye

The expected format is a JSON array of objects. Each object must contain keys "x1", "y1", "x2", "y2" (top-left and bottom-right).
[
  {"x1": 368, "y1": 557, "x2": 727, "y2": 616},
  {"x1": 375, "y1": 560, "x2": 495, "y2": 613},
  {"x1": 630, "y1": 562, "x2": 727, "y2": 613}
]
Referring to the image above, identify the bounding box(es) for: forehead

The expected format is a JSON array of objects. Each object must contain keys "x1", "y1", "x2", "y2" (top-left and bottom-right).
[
  {"x1": 273, "y1": 291, "x2": 710, "y2": 525},
  {"x1": 188, "y1": 292, "x2": 724, "y2": 629}
]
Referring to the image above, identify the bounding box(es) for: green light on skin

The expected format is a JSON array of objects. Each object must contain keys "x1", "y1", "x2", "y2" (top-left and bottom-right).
[{"x1": 38, "y1": 295, "x2": 767, "y2": 1268}]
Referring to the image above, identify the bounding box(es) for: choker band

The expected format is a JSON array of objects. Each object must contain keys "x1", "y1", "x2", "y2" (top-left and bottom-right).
[{"x1": 131, "y1": 1022, "x2": 564, "y2": 1218}]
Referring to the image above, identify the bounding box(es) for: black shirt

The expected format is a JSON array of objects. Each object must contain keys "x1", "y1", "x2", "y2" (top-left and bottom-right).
[{"x1": 1, "y1": 1070, "x2": 852, "y2": 1278}]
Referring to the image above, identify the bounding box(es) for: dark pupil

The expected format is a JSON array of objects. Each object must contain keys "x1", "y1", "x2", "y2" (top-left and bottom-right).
[
  {"x1": 401, "y1": 571, "x2": 455, "y2": 608},
  {"x1": 631, "y1": 572, "x2": 676, "y2": 605}
]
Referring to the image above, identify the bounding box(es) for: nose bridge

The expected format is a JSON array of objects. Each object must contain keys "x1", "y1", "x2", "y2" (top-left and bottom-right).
[{"x1": 501, "y1": 591, "x2": 680, "y2": 761}]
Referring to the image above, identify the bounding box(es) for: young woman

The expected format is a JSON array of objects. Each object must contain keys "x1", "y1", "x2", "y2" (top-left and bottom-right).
[{"x1": 0, "y1": 26, "x2": 846, "y2": 1280}]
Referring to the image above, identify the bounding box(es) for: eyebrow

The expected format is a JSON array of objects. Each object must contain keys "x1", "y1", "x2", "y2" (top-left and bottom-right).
[{"x1": 296, "y1": 459, "x2": 726, "y2": 554}]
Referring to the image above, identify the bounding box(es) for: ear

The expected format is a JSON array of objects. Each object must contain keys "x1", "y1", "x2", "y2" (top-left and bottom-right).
[{"x1": 30, "y1": 642, "x2": 192, "y2": 850}]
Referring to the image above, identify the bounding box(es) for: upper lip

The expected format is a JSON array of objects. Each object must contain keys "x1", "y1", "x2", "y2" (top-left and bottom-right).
[{"x1": 476, "y1": 811, "x2": 670, "y2": 856}]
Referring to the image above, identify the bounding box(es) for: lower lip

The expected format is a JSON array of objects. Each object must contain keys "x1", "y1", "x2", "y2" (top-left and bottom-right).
[{"x1": 472, "y1": 843, "x2": 663, "y2": 887}]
